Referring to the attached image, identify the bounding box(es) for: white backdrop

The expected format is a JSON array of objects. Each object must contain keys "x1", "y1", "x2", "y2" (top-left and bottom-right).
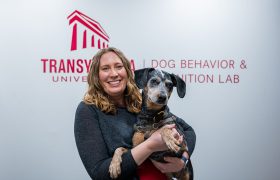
[{"x1": 1, "y1": 0, "x2": 280, "y2": 179}]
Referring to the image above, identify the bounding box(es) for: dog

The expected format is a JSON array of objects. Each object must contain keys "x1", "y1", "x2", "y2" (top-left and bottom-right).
[{"x1": 109, "y1": 68, "x2": 193, "y2": 180}]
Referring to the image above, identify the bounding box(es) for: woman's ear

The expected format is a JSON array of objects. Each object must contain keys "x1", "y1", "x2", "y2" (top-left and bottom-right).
[
  {"x1": 170, "y1": 73, "x2": 186, "y2": 98},
  {"x1": 134, "y1": 68, "x2": 154, "y2": 89}
]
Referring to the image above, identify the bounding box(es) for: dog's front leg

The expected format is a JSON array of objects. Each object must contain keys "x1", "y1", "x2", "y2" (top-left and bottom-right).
[
  {"x1": 161, "y1": 127, "x2": 181, "y2": 152},
  {"x1": 132, "y1": 131, "x2": 145, "y2": 147},
  {"x1": 109, "y1": 147, "x2": 128, "y2": 179}
]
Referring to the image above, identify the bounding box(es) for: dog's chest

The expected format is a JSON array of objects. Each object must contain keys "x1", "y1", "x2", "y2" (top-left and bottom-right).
[{"x1": 134, "y1": 110, "x2": 176, "y2": 134}]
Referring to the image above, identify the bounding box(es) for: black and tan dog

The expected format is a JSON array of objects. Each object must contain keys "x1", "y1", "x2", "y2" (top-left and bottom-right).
[{"x1": 109, "y1": 68, "x2": 193, "y2": 180}]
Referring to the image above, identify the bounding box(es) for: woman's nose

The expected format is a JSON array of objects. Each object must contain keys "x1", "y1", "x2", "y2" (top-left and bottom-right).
[{"x1": 109, "y1": 68, "x2": 118, "y2": 76}]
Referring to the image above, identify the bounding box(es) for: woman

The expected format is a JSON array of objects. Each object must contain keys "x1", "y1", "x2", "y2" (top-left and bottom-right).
[{"x1": 74, "y1": 47, "x2": 196, "y2": 179}]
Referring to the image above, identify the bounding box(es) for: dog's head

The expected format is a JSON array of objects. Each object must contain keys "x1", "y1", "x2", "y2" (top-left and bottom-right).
[{"x1": 134, "y1": 68, "x2": 186, "y2": 110}]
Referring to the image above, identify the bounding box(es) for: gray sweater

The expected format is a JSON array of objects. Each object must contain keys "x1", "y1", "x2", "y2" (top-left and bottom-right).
[{"x1": 74, "y1": 102, "x2": 196, "y2": 180}]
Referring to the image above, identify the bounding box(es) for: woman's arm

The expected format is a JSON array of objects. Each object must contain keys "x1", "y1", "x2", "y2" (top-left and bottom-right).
[
  {"x1": 74, "y1": 102, "x2": 137, "y2": 180},
  {"x1": 175, "y1": 116, "x2": 196, "y2": 156}
]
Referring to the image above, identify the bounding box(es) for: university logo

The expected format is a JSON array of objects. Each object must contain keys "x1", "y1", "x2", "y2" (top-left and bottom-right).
[
  {"x1": 40, "y1": 10, "x2": 135, "y2": 83},
  {"x1": 67, "y1": 10, "x2": 110, "y2": 51}
]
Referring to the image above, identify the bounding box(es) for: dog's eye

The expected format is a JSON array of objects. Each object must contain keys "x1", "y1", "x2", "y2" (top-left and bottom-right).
[
  {"x1": 150, "y1": 78, "x2": 159, "y2": 85},
  {"x1": 165, "y1": 82, "x2": 173, "y2": 89}
]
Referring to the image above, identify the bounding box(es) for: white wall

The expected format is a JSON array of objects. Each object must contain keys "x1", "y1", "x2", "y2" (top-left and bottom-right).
[{"x1": 1, "y1": 0, "x2": 280, "y2": 179}]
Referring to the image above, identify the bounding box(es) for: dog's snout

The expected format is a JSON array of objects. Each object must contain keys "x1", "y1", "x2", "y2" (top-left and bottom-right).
[{"x1": 158, "y1": 94, "x2": 167, "y2": 102}]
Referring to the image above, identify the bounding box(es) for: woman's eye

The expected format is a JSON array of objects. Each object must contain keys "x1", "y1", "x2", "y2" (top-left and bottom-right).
[
  {"x1": 102, "y1": 67, "x2": 109, "y2": 71},
  {"x1": 116, "y1": 65, "x2": 123, "y2": 70}
]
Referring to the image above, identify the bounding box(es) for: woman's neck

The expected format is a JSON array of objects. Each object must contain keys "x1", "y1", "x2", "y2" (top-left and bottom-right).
[{"x1": 111, "y1": 96, "x2": 126, "y2": 107}]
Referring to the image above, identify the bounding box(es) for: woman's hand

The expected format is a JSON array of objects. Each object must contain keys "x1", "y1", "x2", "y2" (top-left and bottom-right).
[
  {"x1": 146, "y1": 124, "x2": 184, "y2": 152},
  {"x1": 146, "y1": 124, "x2": 177, "y2": 152},
  {"x1": 151, "y1": 151, "x2": 189, "y2": 173}
]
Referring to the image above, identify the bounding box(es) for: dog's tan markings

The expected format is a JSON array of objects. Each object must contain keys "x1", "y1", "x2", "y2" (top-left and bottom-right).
[
  {"x1": 109, "y1": 147, "x2": 127, "y2": 179},
  {"x1": 160, "y1": 127, "x2": 181, "y2": 152},
  {"x1": 167, "y1": 89, "x2": 172, "y2": 99},
  {"x1": 147, "y1": 100, "x2": 163, "y2": 110},
  {"x1": 182, "y1": 171, "x2": 190, "y2": 180},
  {"x1": 169, "y1": 171, "x2": 190, "y2": 180},
  {"x1": 132, "y1": 131, "x2": 145, "y2": 147}
]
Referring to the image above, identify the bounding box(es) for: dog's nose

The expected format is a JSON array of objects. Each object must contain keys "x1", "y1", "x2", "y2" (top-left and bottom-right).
[{"x1": 158, "y1": 94, "x2": 167, "y2": 102}]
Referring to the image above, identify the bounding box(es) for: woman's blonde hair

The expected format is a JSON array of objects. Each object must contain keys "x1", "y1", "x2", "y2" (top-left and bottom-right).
[{"x1": 83, "y1": 47, "x2": 142, "y2": 114}]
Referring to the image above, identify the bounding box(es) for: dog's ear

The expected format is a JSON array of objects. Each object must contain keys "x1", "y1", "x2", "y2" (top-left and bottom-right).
[
  {"x1": 170, "y1": 74, "x2": 186, "y2": 98},
  {"x1": 134, "y1": 68, "x2": 154, "y2": 89}
]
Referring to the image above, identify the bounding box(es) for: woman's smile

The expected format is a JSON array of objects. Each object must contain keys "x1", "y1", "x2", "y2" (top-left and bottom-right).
[{"x1": 107, "y1": 80, "x2": 121, "y2": 86}]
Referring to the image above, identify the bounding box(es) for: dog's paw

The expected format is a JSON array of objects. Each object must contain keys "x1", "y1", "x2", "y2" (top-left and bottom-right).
[
  {"x1": 109, "y1": 147, "x2": 128, "y2": 179},
  {"x1": 165, "y1": 137, "x2": 181, "y2": 153},
  {"x1": 161, "y1": 128, "x2": 181, "y2": 152},
  {"x1": 109, "y1": 157, "x2": 122, "y2": 179}
]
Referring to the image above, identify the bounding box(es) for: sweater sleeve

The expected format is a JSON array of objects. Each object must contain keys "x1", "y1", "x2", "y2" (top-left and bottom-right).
[
  {"x1": 74, "y1": 102, "x2": 138, "y2": 180},
  {"x1": 175, "y1": 117, "x2": 196, "y2": 156}
]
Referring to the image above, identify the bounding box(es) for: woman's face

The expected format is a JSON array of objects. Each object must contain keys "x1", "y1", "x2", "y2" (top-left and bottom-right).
[{"x1": 99, "y1": 51, "x2": 128, "y2": 99}]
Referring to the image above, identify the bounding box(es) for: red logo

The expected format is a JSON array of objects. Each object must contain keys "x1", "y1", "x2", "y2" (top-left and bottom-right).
[
  {"x1": 40, "y1": 10, "x2": 137, "y2": 83},
  {"x1": 67, "y1": 10, "x2": 110, "y2": 51}
]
